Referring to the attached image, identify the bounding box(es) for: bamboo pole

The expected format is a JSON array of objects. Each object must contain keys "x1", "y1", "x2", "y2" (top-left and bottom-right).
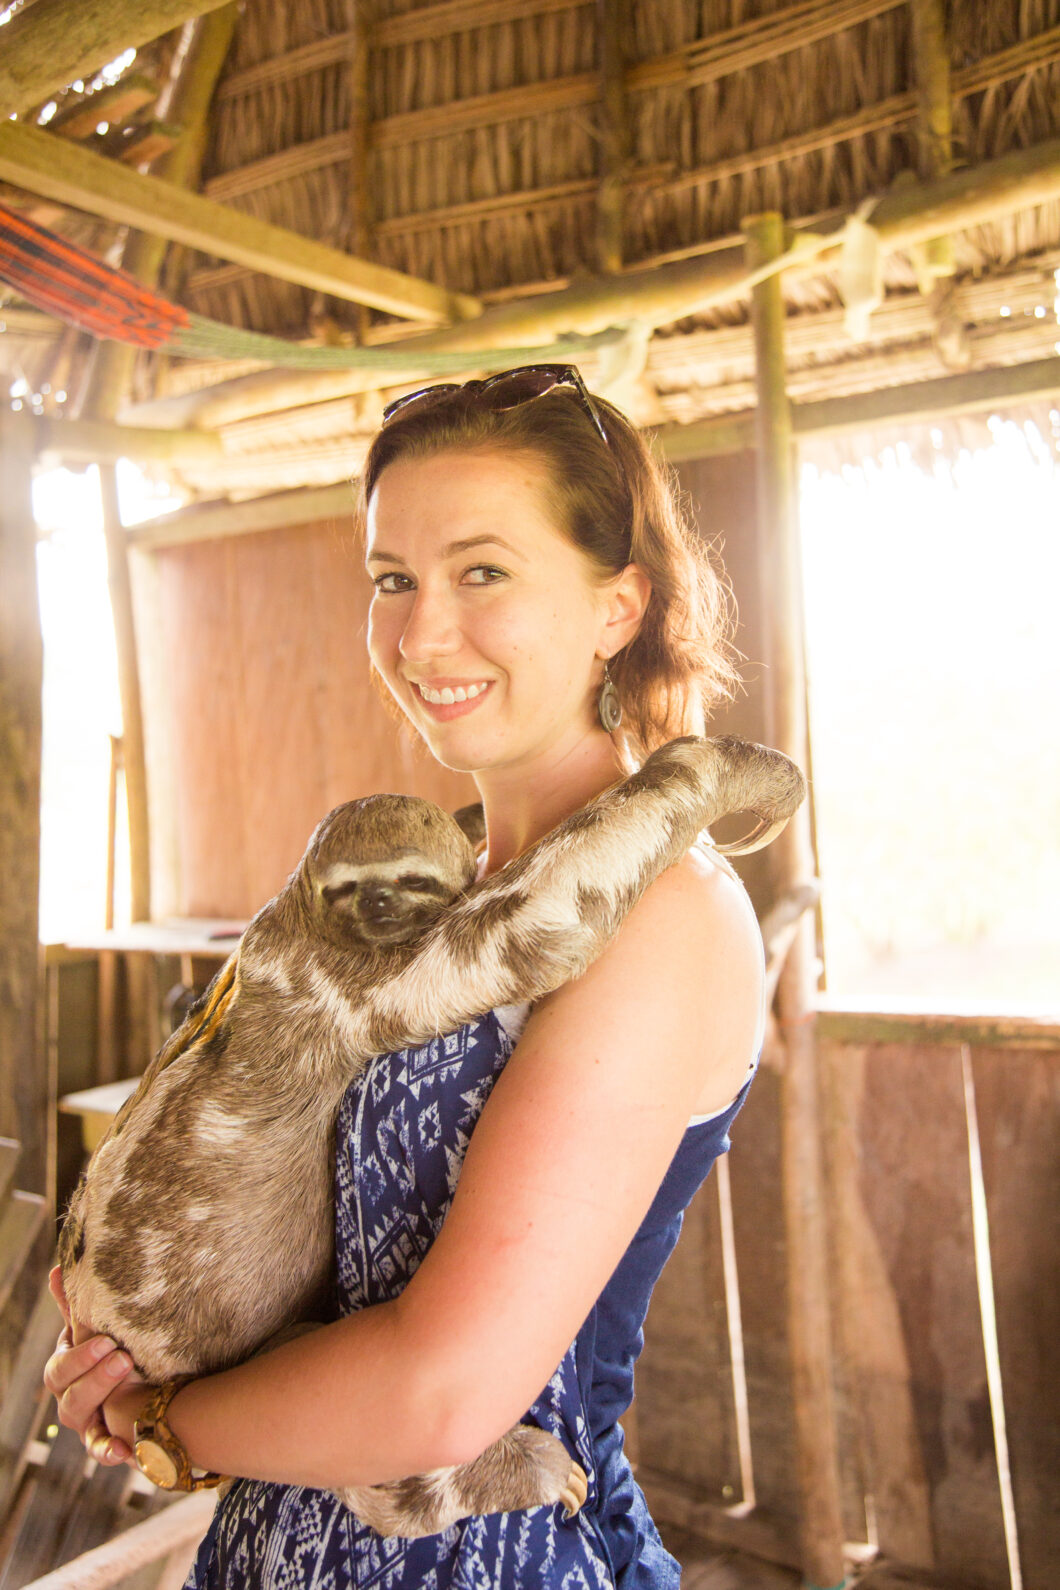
[
  {"x1": 743, "y1": 211, "x2": 846, "y2": 1590},
  {"x1": 595, "y1": 0, "x2": 628, "y2": 274},
  {"x1": 0, "y1": 0, "x2": 235, "y2": 119},
  {"x1": 0, "y1": 412, "x2": 46, "y2": 1192},
  {"x1": 97, "y1": 465, "x2": 150, "y2": 923},
  {"x1": 348, "y1": 1, "x2": 374, "y2": 346},
  {"x1": 909, "y1": 0, "x2": 957, "y2": 305}
]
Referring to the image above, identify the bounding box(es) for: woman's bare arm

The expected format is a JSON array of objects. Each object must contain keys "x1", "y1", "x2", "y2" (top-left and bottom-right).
[{"x1": 102, "y1": 854, "x2": 763, "y2": 1490}]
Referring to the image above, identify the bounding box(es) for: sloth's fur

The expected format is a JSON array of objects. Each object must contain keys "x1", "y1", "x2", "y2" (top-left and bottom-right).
[{"x1": 59, "y1": 734, "x2": 804, "y2": 1537}]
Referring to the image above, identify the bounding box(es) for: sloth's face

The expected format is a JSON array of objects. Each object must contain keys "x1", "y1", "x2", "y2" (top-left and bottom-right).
[
  {"x1": 310, "y1": 795, "x2": 477, "y2": 948},
  {"x1": 364, "y1": 449, "x2": 636, "y2": 779},
  {"x1": 320, "y1": 863, "x2": 460, "y2": 946}
]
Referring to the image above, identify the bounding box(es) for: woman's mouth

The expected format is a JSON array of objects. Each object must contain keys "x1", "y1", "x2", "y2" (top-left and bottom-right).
[{"x1": 411, "y1": 679, "x2": 494, "y2": 718}]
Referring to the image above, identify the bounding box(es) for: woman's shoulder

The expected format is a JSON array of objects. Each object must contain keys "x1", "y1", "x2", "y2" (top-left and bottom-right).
[{"x1": 526, "y1": 839, "x2": 765, "y2": 1115}]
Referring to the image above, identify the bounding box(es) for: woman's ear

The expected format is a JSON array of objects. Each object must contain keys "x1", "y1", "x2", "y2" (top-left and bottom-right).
[{"x1": 598, "y1": 563, "x2": 652, "y2": 657}]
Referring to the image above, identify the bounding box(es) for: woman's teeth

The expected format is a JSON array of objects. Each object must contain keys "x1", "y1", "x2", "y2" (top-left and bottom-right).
[{"x1": 417, "y1": 681, "x2": 490, "y2": 705}]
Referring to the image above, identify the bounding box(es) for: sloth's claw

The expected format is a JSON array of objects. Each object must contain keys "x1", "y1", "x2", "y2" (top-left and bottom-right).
[{"x1": 560, "y1": 1461, "x2": 588, "y2": 1517}]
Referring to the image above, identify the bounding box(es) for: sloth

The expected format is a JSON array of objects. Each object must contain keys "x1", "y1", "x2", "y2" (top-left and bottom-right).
[{"x1": 59, "y1": 733, "x2": 804, "y2": 1538}]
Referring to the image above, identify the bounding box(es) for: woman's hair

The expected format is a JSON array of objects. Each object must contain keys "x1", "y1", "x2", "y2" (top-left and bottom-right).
[{"x1": 355, "y1": 379, "x2": 739, "y2": 757}]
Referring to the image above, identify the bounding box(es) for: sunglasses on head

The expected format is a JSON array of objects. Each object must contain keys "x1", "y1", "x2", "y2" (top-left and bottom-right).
[{"x1": 381, "y1": 364, "x2": 610, "y2": 448}]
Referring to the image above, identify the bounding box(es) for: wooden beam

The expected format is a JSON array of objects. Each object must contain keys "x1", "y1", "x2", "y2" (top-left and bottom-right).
[
  {"x1": 816, "y1": 1005, "x2": 1060, "y2": 1051},
  {"x1": 743, "y1": 210, "x2": 845, "y2": 1590},
  {"x1": 0, "y1": 412, "x2": 45, "y2": 1192},
  {"x1": 0, "y1": 122, "x2": 481, "y2": 325},
  {"x1": 47, "y1": 73, "x2": 160, "y2": 140},
  {"x1": 0, "y1": 0, "x2": 234, "y2": 120},
  {"x1": 868, "y1": 136, "x2": 1060, "y2": 252},
  {"x1": 793, "y1": 354, "x2": 1060, "y2": 434},
  {"x1": 0, "y1": 308, "x2": 62, "y2": 339},
  {"x1": 127, "y1": 482, "x2": 355, "y2": 547},
  {"x1": 14, "y1": 409, "x2": 224, "y2": 467},
  {"x1": 654, "y1": 354, "x2": 1060, "y2": 456}
]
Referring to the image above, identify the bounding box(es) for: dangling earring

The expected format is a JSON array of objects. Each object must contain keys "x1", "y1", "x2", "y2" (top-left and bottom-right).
[{"x1": 597, "y1": 660, "x2": 623, "y2": 732}]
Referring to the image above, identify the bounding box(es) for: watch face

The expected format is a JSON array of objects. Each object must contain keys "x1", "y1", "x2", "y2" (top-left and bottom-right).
[{"x1": 136, "y1": 1437, "x2": 180, "y2": 1490}]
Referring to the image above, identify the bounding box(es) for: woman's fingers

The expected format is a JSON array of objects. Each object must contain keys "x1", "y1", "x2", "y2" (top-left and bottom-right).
[
  {"x1": 86, "y1": 1418, "x2": 133, "y2": 1466},
  {"x1": 44, "y1": 1331, "x2": 135, "y2": 1444}
]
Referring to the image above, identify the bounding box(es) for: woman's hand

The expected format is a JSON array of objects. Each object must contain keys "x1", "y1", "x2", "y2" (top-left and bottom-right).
[{"x1": 44, "y1": 1265, "x2": 139, "y2": 1465}]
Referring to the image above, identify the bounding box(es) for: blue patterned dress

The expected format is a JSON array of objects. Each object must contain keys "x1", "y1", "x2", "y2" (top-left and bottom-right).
[{"x1": 187, "y1": 1003, "x2": 757, "y2": 1590}]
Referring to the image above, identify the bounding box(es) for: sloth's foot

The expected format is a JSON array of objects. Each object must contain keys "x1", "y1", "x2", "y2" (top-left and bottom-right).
[{"x1": 337, "y1": 1423, "x2": 588, "y2": 1539}]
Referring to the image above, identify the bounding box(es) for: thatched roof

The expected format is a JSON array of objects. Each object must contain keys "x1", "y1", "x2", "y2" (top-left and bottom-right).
[{"x1": 2, "y1": 0, "x2": 1059, "y2": 499}]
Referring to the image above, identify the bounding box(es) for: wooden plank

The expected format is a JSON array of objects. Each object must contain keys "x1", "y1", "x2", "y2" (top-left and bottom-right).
[
  {"x1": 816, "y1": 1008, "x2": 1060, "y2": 1051},
  {"x1": 0, "y1": 1196, "x2": 47, "y2": 1318},
  {"x1": 637, "y1": 1173, "x2": 742, "y2": 1497},
  {"x1": 0, "y1": 1144, "x2": 19, "y2": 1209},
  {"x1": 0, "y1": 0, "x2": 231, "y2": 120},
  {"x1": 0, "y1": 122, "x2": 479, "y2": 325},
  {"x1": 0, "y1": 1281, "x2": 66, "y2": 1524},
  {"x1": 971, "y1": 1045, "x2": 1060, "y2": 1590},
  {"x1": 723, "y1": 1061, "x2": 803, "y2": 1548},
  {"x1": 0, "y1": 1425, "x2": 87, "y2": 1587},
  {"x1": 48, "y1": 75, "x2": 160, "y2": 141},
  {"x1": 824, "y1": 1040, "x2": 1010, "y2": 1587}
]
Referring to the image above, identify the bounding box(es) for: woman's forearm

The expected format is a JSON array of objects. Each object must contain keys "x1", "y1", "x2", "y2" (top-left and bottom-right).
[{"x1": 118, "y1": 1298, "x2": 477, "y2": 1493}]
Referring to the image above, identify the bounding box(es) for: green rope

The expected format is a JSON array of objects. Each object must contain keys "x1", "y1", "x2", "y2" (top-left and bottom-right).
[{"x1": 177, "y1": 313, "x2": 629, "y2": 371}]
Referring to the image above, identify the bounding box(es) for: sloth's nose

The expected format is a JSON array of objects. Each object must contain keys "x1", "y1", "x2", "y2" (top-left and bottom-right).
[{"x1": 361, "y1": 883, "x2": 396, "y2": 917}]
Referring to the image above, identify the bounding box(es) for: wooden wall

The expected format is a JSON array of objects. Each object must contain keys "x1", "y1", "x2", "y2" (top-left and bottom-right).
[
  {"x1": 144, "y1": 517, "x2": 476, "y2": 919},
  {"x1": 637, "y1": 1018, "x2": 1060, "y2": 1590}
]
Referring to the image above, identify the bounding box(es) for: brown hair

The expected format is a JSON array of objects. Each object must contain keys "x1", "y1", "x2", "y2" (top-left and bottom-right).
[{"x1": 356, "y1": 380, "x2": 739, "y2": 758}]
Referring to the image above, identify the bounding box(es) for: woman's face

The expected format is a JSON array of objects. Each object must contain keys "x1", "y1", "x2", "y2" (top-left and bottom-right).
[{"x1": 364, "y1": 448, "x2": 623, "y2": 777}]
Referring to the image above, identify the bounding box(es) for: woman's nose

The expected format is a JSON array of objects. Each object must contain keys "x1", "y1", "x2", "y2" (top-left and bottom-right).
[{"x1": 398, "y1": 586, "x2": 460, "y2": 661}]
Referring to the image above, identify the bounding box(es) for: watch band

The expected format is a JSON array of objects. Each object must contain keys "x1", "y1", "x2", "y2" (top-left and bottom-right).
[{"x1": 133, "y1": 1377, "x2": 227, "y2": 1492}]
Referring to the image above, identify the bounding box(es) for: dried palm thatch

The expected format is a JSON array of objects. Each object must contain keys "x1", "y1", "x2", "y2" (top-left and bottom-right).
[{"x1": 1, "y1": 0, "x2": 1059, "y2": 494}]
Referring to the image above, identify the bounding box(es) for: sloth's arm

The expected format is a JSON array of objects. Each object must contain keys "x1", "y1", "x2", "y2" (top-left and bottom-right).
[{"x1": 356, "y1": 737, "x2": 745, "y2": 1055}]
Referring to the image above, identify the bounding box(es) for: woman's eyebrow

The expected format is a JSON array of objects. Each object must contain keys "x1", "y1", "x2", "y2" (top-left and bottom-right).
[{"x1": 366, "y1": 535, "x2": 521, "y2": 565}]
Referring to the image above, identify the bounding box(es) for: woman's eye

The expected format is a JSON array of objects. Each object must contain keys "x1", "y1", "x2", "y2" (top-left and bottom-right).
[
  {"x1": 373, "y1": 571, "x2": 414, "y2": 594},
  {"x1": 462, "y1": 564, "x2": 507, "y2": 585}
]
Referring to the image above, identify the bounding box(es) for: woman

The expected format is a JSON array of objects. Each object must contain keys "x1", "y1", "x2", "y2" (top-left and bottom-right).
[{"x1": 46, "y1": 367, "x2": 767, "y2": 1588}]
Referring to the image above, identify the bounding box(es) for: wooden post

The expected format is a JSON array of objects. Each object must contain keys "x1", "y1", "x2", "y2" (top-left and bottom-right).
[
  {"x1": 0, "y1": 414, "x2": 46, "y2": 1193},
  {"x1": 348, "y1": 1, "x2": 374, "y2": 345},
  {"x1": 0, "y1": 0, "x2": 235, "y2": 119},
  {"x1": 742, "y1": 211, "x2": 846, "y2": 1590},
  {"x1": 97, "y1": 465, "x2": 151, "y2": 924},
  {"x1": 77, "y1": 7, "x2": 239, "y2": 927},
  {"x1": 596, "y1": 0, "x2": 629, "y2": 274}
]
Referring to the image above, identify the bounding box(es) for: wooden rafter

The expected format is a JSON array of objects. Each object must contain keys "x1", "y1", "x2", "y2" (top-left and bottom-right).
[
  {"x1": 0, "y1": 121, "x2": 480, "y2": 324},
  {"x1": 0, "y1": 0, "x2": 234, "y2": 120}
]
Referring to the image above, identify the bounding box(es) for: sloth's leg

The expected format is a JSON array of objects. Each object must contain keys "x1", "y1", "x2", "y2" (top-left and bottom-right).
[
  {"x1": 358, "y1": 734, "x2": 805, "y2": 1056},
  {"x1": 334, "y1": 1422, "x2": 588, "y2": 1539}
]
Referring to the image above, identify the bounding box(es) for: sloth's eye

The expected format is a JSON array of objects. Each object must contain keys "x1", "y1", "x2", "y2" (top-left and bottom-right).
[{"x1": 401, "y1": 875, "x2": 437, "y2": 893}]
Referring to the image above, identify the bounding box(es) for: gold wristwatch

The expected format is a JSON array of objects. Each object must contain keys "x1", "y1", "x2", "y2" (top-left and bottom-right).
[{"x1": 133, "y1": 1378, "x2": 226, "y2": 1492}]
